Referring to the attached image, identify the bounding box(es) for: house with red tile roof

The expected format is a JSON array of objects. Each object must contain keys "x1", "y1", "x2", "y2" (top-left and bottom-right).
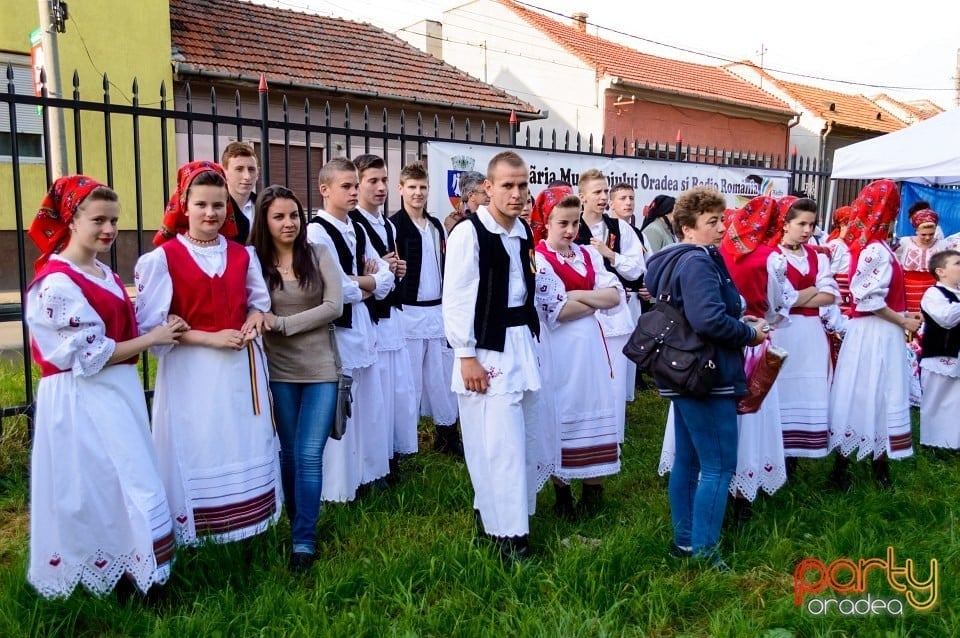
[
  {"x1": 168, "y1": 0, "x2": 542, "y2": 203},
  {"x1": 726, "y1": 62, "x2": 912, "y2": 174},
  {"x1": 870, "y1": 94, "x2": 945, "y2": 125},
  {"x1": 401, "y1": 0, "x2": 796, "y2": 159}
]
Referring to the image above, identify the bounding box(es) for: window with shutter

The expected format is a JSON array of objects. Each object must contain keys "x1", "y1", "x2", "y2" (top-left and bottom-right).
[{"x1": 1, "y1": 55, "x2": 44, "y2": 160}]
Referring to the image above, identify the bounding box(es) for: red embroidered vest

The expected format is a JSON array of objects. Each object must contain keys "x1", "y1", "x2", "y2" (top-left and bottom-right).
[
  {"x1": 28, "y1": 260, "x2": 139, "y2": 377},
  {"x1": 722, "y1": 245, "x2": 773, "y2": 317},
  {"x1": 536, "y1": 243, "x2": 596, "y2": 291},
  {"x1": 780, "y1": 245, "x2": 819, "y2": 317},
  {"x1": 161, "y1": 239, "x2": 249, "y2": 331},
  {"x1": 848, "y1": 242, "x2": 907, "y2": 318}
]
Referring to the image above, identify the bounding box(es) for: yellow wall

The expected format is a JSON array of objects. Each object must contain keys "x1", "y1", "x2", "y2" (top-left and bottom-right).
[{"x1": 1, "y1": 0, "x2": 175, "y2": 231}]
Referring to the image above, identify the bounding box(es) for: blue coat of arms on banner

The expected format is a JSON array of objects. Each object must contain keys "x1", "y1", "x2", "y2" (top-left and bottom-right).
[{"x1": 447, "y1": 154, "x2": 477, "y2": 211}]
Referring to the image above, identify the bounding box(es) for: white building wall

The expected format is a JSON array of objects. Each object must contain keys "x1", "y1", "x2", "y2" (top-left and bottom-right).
[{"x1": 438, "y1": 0, "x2": 604, "y2": 140}]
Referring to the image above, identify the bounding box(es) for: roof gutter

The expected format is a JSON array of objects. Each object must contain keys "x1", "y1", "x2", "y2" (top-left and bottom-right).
[
  {"x1": 819, "y1": 120, "x2": 833, "y2": 172},
  {"x1": 174, "y1": 64, "x2": 546, "y2": 121}
]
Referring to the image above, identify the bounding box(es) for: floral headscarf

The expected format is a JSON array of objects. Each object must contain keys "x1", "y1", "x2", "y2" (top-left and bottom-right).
[
  {"x1": 152, "y1": 160, "x2": 235, "y2": 246},
  {"x1": 909, "y1": 208, "x2": 938, "y2": 230},
  {"x1": 720, "y1": 196, "x2": 780, "y2": 262},
  {"x1": 843, "y1": 179, "x2": 900, "y2": 263},
  {"x1": 767, "y1": 195, "x2": 799, "y2": 247},
  {"x1": 28, "y1": 175, "x2": 108, "y2": 272},
  {"x1": 529, "y1": 185, "x2": 574, "y2": 244}
]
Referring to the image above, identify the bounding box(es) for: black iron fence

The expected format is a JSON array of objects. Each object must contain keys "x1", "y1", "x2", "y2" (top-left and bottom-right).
[{"x1": 1, "y1": 64, "x2": 867, "y2": 434}]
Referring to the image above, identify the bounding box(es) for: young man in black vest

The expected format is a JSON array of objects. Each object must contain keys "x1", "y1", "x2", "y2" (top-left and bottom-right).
[
  {"x1": 575, "y1": 168, "x2": 646, "y2": 448},
  {"x1": 390, "y1": 161, "x2": 463, "y2": 457},
  {"x1": 306, "y1": 157, "x2": 395, "y2": 502},
  {"x1": 442, "y1": 151, "x2": 543, "y2": 563},
  {"x1": 221, "y1": 141, "x2": 259, "y2": 244},
  {"x1": 348, "y1": 154, "x2": 417, "y2": 485}
]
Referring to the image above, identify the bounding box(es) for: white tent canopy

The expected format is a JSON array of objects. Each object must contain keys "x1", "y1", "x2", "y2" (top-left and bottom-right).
[{"x1": 830, "y1": 108, "x2": 960, "y2": 185}]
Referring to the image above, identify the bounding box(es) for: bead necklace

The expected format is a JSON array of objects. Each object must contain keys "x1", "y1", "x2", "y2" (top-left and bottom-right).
[{"x1": 185, "y1": 233, "x2": 218, "y2": 246}]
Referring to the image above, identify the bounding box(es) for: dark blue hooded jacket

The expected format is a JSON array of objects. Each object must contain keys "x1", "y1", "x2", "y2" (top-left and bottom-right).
[{"x1": 644, "y1": 243, "x2": 756, "y2": 397}]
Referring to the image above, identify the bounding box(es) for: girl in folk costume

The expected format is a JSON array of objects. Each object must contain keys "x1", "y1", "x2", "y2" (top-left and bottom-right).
[
  {"x1": 896, "y1": 206, "x2": 951, "y2": 405},
  {"x1": 828, "y1": 180, "x2": 921, "y2": 490},
  {"x1": 717, "y1": 196, "x2": 795, "y2": 522},
  {"x1": 768, "y1": 197, "x2": 840, "y2": 464},
  {"x1": 659, "y1": 196, "x2": 792, "y2": 527},
  {"x1": 534, "y1": 192, "x2": 624, "y2": 518},
  {"x1": 135, "y1": 161, "x2": 281, "y2": 545},
  {"x1": 25, "y1": 177, "x2": 184, "y2": 599},
  {"x1": 919, "y1": 250, "x2": 960, "y2": 451},
  {"x1": 897, "y1": 206, "x2": 952, "y2": 313}
]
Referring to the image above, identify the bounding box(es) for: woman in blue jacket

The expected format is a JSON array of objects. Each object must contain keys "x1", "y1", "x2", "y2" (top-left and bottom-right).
[{"x1": 645, "y1": 186, "x2": 767, "y2": 572}]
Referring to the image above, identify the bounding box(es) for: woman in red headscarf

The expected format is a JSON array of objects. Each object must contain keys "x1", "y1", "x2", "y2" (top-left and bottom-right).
[
  {"x1": 827, "y1": 180, "x2": 921, "y2": 490},
  {"x1": 896, "y1": 204, "x2": 951, "y2": 314},
  {"x1": 25, "y1": 176, "x2": 187, "y2": 599},
  {"x1": 718, "y1": 196, "x2": 797, "y2": 520},
  {"x1": 534, "y1": 192, "x2": 623, "y2": 519},
  {"x1": 135, "y1": 161, "x2": 281, "y2": 547}
]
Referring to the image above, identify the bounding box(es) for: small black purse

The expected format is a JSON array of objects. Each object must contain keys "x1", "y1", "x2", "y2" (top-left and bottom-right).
[{"x1": 328, "y1": 324, "x2": 353, "y2": 440}]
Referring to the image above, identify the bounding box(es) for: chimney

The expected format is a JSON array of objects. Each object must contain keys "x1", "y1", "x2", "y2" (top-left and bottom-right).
[{"x1": 571, "y1": 12, "x2": 588, "y2": 32}]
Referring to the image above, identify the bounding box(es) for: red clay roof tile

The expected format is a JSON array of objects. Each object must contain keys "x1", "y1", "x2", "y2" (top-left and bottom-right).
[
  {"x1": 777, "y1": 81, "x2": 906, "y2": 133},
  {"x1": 499, "y1": 0, "x2": 793, "y2": 116},
  {"x1": 169, "y1": 0, "x2": 540, "y2": 117}
]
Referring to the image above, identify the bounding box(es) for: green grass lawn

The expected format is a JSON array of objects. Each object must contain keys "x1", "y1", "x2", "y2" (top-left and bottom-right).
[{"x1": 0, "y1": 357, "x2": 956, "y2": 636}]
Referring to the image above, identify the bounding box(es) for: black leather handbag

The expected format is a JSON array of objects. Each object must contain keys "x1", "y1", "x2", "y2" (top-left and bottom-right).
[{"x1": 623, "y1": 252, "x2": 717, "y2": 398}]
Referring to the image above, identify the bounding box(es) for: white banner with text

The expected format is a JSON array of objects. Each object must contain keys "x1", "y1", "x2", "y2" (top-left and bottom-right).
[{"x1": 426, "y1": 141, "x2": 790, "y2": 219}]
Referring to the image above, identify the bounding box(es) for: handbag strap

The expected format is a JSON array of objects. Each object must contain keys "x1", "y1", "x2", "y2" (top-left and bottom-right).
[
  {"x1": 328, "y1": 323, "x2": 343, "y2": 374},
  {"x1": 656, "y1": 246, "x2": 709, "y2": 304}
]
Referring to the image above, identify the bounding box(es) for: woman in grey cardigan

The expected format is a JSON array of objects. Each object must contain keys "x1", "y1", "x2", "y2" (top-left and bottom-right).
[{"x1": 249, "y1": 185, "x2": 343, "y2": 574}]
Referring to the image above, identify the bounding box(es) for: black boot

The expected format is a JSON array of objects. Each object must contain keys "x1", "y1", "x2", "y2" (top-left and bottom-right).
[
  {"x1": 827, "y1": 454, "x2": 852, "y2": 491},
  {"x1": 434, "y1": 424, "x2": 464, "y2": 458},
  {"x1": 872, "y1": 456, "x2": 892, "y2": 490},
  {"x1": 553, "y1": 483, "x2": 576, "y2": 520},
  {"x1": 578, "y1": 483, "x2": 604, "y2": 517},
  {"x1": 785, "y1": 457, "x2": 799, "y2": 481},
  {"x1": 732, "y1": 496, "x2": 753, "y2": 530},
  {"x1": 386, "y1": 456, "x2": 403, "y2": 487},
  {"x1": 497, "y1": 535, "x2": 531, "y2": 565}
]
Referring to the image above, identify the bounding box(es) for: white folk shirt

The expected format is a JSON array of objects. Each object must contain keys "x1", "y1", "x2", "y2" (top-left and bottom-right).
[
  {"x1": 306, "y1": 210, "x2": 393, "y2": 369},
  {"x1": 920, "y1": 283, "x2": 960, "y2": 378},
  {"x1": 356, "y1": 207, "x2": 404, "y2": 351},
  {"x1": 584, "y1": 216, "x2": 645, "y2": 337},
  {"x1": 442, "y1": 206, "x2": 540, "y2": 395},
  {"x1": 400, "y1": 214, "x2": 446, "y2": 340}
]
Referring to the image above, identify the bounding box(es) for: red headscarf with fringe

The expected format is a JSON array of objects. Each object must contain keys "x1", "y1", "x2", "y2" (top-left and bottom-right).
[
  {"x1": 767, "y1": 195, "x2": 799, "y2": 247},
  {"x1": 153, "y1": 160, "x2": 235, "y2": 246},
  {"x1": 28, "y1": 175, "x2": 108, "y2": 273},
  {"x1": 529, "y1": 185, "x2": 574, "y2": 244},
  {"x1": 843, "y1": 179, "x2": 900, "y2": 264},
  {"x1": 720, "y1": 196, "x2": 780, "y2": 262},
  {"x1": 827, "y1": 206, "x2": 852, "y2": 242}
]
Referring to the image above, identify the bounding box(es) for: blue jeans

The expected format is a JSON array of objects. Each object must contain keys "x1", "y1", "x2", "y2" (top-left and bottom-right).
[
  {"x1": 271, "y1": 381, "x2": 338, "y2": 555},
  {"x1": 668, "y1": 396, "x2": 739, "y2": 556}
]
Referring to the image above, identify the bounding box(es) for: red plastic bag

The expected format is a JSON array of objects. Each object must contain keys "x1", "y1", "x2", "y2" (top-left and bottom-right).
[{"x1": 737, "y1": 342, "x2": 788, "y2": 415}]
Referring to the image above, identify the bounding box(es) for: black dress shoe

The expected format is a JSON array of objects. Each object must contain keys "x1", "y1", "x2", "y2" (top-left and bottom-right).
[{"x1": 289, "y1": 552, "x2": 315, "y2": 574}]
